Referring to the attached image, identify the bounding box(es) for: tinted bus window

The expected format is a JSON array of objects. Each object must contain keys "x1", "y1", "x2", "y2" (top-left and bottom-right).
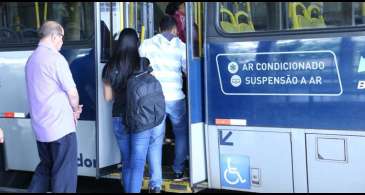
[
  {"x1": 0, "y1": 2, "x2": 93, "y2": 45},
  {"x1": 218, "y1": 2, "x2": 281, "y2": 33},
  {"x1": 47, "y1": 2, "x2": 94, "y2": 42},
  {"x1": 218, "y1": 2, "x2": 363, "y2": 34},
  {"x1": 288, "y1": 2, "x2": 352, "y2": 30},
  {"x1": 354, "y1": 2, "x2": 365, "y2": 25}
]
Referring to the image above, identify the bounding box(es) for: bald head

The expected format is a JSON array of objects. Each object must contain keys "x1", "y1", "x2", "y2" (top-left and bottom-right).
[{"x1": 39, "y1": 21, "x2": 64, "y2": 39}]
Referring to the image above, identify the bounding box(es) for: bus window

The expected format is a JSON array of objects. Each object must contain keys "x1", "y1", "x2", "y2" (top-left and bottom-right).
[
  {"x1": 287, "y1": 2, "x2": 352, "y2": 30},
  {"x1": 124, "y1": 2, "x2": 146, "y2": 42},
  {"x1": 0, "y1": 2, "x2": 34, "y2": 43},
  {"x1": 111, "y1": 2, "x2": 123, "y2": 40},
  {"x1": 218, "y1": 2, "x2": 281, "y2": 33},
  {"x1": 354, "y1": 2, "x2": 365, "y2": 25},
  {"x1": 100, "y1": 2, "x2": 112, "y2": 62},
  {"x1": 46, "y1": 2, "x2": 93, "y2": 42},
  {"x1": 217, "y1": 2, "x2": 361, "y2": 34},
  {"x1": 0, "y1": 2, "x2": 93, "y2": 45},
  {"x1": 153, "y1": 3, "x2": 167, "y2": 35}
]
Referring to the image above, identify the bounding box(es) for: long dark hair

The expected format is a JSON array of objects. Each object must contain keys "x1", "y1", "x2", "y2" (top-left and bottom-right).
[{"x1": 102, "y1": 28, "x2": 140, "y2": 92}]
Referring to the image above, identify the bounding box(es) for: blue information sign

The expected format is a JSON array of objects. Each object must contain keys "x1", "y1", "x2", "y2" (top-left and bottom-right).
[{"x1": 216, "y1": 50, "x2": 342, "y2": 96}]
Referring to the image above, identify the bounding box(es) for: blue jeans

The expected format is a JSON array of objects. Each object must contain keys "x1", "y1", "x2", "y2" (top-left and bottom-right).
[
  {"x1": 166, "y1": 99, "x2": 189, "y2": 174},
  {"x1": 147, "y1": 115, "x2": 166, "y2": 189},
  {"x1": 112, "y1": 117, "x2": 131, "y2": 192},
  {"x1": 129, "y1": 118, "x2": 166, "y2": 193}
]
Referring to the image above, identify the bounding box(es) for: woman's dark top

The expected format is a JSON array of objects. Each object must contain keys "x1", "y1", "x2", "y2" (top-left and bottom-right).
[
  {"x1": 112, "y1": 87, "x2": 126, "y2": 117},
  {"x1": 111, "y1": 57, "x2": 150, "y2": 118}
]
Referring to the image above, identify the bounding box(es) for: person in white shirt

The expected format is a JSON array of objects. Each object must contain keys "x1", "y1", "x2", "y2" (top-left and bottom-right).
[{"x1": 139, "y1": 15, "x2": 188, "y2": 182}]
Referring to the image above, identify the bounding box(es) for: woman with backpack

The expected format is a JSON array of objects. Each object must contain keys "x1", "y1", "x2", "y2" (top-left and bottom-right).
[{"x1": 102, "y1": 28, "x2": 165, "y2": 193}]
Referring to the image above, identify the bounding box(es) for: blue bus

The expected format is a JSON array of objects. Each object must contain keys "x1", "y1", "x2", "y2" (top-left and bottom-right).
[
  {"x1": 1, "y1": 2, "x2": 365, "y2": 193},
  {"x1": 201, "y1": 2, "x2": 365, "y2": 193}
]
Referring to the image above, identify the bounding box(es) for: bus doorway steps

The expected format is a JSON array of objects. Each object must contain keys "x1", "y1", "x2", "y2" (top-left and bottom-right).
[
  {"x1": 143, "y1": 165, "x2": 190, "y2": 193},
  {"x1": 142, "y1": 178, "x2": 192, "y2": 193},
  {"x1": 105, "y1": 165, "x2": 191, "y2": 193}
]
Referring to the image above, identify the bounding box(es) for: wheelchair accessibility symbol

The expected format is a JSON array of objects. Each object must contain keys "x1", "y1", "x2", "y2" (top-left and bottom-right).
[
  {"x1": 224, "y1": 158, "x2": 246, "y2": 185},
  {"x1": 220, "y1": 155, "x2": 251, "y2": 189}
]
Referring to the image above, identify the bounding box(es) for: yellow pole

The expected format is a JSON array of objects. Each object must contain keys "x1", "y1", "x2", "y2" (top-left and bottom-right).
[
  {"x1": 362, "y1": 2, "x2": 365, "y2": 16},
  {"x1": 35, "y1": 2, "x2": 40, "y2": 28},
  {"x1": 129, "y1": 2, "x2": 134, "y2": 28},
  {"x1": 44, "y1": 2, "x2": 48, "y2": 22},
  {"x1": 120, "y1": 2, "x2": 124, "y2": 30},
  {"x1": 140, "y1": 25, "x2": 145, "y2": 43}
]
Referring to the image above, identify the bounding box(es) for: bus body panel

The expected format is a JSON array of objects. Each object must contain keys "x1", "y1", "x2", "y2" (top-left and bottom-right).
[
  {"x1": 204, "y1": 2, "x2": 365, "y2": 192},
  {"x1": 0, "y1": 47, "x2": 99, "y2": 177},
  {"x1": 205, "y1": 36, "x2": 365, "y2": 192},
  {"x1": 1, "y1": 118, "x2": 97, "y2": 177},
  {"x1": 206, "y1": 36, "x2": 365, "y2": 130}
]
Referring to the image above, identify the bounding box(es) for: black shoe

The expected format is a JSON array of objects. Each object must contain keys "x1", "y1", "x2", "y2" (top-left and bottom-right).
[
  {"x1": 149, "y1": 187, "x2": 161, "y2": 193},
  {"x1": 173, "y1": 172, "x2": 185, "y2": 182}
]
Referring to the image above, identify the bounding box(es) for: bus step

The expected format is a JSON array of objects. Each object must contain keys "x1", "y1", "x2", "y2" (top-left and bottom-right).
[
  {"x1": 142, "y1": 177, "x2": 192, "y2": 193},
  {"x1": 103, "y1": 172, "x2": 120, "y2": 179}
]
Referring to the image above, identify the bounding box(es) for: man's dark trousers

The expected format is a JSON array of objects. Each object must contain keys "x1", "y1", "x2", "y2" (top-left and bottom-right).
[{"x1": 28, "y1": 132, "x2": 78, "y2": 193}]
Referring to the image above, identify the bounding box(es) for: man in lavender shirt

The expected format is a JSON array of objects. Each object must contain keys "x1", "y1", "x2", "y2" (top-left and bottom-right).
[{"x1": 25, "y1": 21, "x2": 82, "y2": 193}]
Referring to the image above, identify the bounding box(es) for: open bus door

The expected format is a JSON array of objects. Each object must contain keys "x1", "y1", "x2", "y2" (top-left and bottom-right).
[
  {"x1": 95, "y1": 1, "x2": 153, "y2": 178},
  {"x1": 186, "y1": 2, "x2": 208, "y2": 191},
  {"x1": 95, "y1": 2, "x2": 123, "y2": 177}
]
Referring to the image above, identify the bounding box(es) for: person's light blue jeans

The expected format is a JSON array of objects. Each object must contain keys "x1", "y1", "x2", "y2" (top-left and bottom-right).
[
  {"x1": 112, "y1": 117, "x2": 131, "y2": 192},
  {"x1": 129, "y1": 117, "x2": 166, "y2": 193},
  {"x1": 165, "y1": 99, "x2": 189, "y2": 174},
  {"x1": 147, "y1": 116, "x2": 166, "y2": 190}
]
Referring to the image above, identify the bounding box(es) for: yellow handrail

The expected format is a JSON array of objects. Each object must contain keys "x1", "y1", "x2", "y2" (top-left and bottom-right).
[
  {"x1": 235, "y1": 11, "x2": 254, "y2": 31},
  {"x1": 289, "y1": 2, "x2": 308, "y2": 29},
  {"x1": 44, "y1": 2, "x2": 48, "y2": 22},
  {"x1": 220, "y1": 7, "x2": 237, "y2": 25},
  {"x1": 35, "y1": 2, "x2": 40, "y2": 28},
  {"x1": 129, "y1": 2, "x2": 134, "y2": 28},
  {"x1": 140, "y1": 25, "x2": 145, "y2": 43},
  {"x1": 307, "y1": 4, "x2": 321, "y2": 17}
]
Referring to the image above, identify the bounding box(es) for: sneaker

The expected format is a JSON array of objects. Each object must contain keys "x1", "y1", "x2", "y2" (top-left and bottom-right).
[
  {"x1": 173, "y1": 172, "x2": 185, "y2": 182},
  {"x1": 149, "y1": 187, "x2": 161, "y2": 193}
]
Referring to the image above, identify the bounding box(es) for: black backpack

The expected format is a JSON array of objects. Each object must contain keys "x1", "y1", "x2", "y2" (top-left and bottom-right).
[{"x1": 124, "y1": 58, "x2": 166, "y2": 133}]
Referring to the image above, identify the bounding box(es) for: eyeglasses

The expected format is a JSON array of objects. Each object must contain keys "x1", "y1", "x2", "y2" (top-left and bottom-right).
[{"x1": 57, "y1": 33, "x2": 64, "y2": 41}]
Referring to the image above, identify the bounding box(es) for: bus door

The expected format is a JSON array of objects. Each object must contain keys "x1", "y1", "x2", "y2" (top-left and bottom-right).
[
  {"x1": 186, "y1": 2, "x2": 207, "y2": 188},
  {"x1": 95, "y1": 1, "x2": 153, "y2": 178},
  {"x1": 95, "y1": 2, "x2": 123, "y2": 177}
]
